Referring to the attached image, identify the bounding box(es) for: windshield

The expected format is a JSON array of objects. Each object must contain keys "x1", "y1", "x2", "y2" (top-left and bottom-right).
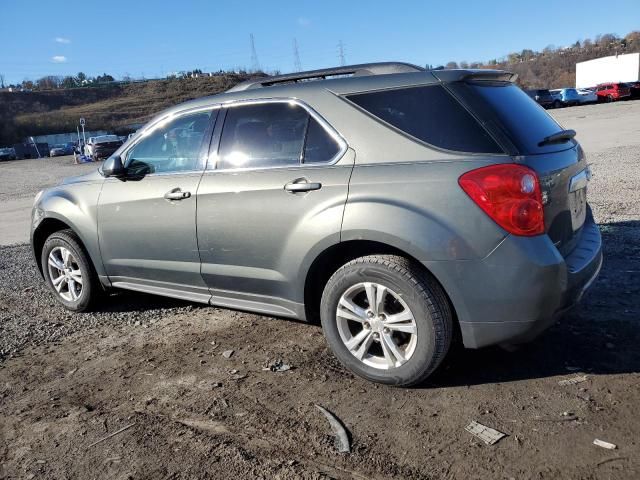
[{"x1": 462, "y1": 82, "x2": 574, "y2": 155}]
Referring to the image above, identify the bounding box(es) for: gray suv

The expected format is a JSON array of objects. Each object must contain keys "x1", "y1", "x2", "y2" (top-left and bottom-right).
[{"x1": 31, "y1": 63, "x2": 602, "y2": 386}]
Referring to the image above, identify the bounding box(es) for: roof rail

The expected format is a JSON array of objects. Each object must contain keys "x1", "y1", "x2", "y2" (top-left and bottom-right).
[{"x1": 227, "y1": 62, "x2": 425, "y2": 92}]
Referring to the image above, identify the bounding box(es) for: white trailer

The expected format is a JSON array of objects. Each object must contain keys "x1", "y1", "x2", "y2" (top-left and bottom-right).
[{"x1": 575, "y1": 53, "x2": 640, "y2": 88}]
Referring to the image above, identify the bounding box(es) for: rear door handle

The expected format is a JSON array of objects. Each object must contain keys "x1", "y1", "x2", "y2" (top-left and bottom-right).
[
  {"x1": 164, "y1": 188, "x2": 191, "y2": 201},
  {"x1": 284, "y1": 180, "x2": 322, "y2": 193}
]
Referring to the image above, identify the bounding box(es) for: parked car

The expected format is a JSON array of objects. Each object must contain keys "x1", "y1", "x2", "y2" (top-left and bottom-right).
[
  {"x1": 549, "y1": 89, "x2": 564, "y2": 108},
  {"x1": 31, "y1": 63, "x2": 602, "y2": 386},
  {"x1": 0, "y1": 147, "x2": 17, "y2": 161},
  {"x1": 526, "y1": 89, "x2": 554, "y2": 108},
  {"x1": 596, "y1": 83, "x2": 631, "y2": 102},
  {"x1": 552, "y1": 88, "x2": 581, "y2": 107},
  {"x1": 49, "y1": 143, "x2": 75, "y2": 157},
  {"x1": 576, "y1": 88, "x2": 598, "y2": 104},
  {"x1": 86, "y1": 135, "x2": 123, "y2": 161},
  {"x1": 628, "y1": 81, "x2": 640, "y2": 99},
  {"x1": 13, "y1": 142, "x2": 49, "y2": 159}
]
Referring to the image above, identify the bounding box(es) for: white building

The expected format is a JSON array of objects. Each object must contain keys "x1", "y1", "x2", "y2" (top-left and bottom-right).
[{"x1": 576, "y1": 53, "x2": 640, "y2": 88}]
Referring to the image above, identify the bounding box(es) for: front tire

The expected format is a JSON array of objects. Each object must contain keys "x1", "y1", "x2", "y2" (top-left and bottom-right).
[
  {"x1": 320, "y1": 255, "x2": 453, "y2": 386},
  {"x1": 41, "y1": 229, "x2": 100, "y2": 312}
]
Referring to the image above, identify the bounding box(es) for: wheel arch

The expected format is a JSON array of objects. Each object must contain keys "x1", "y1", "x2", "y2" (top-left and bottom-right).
[
  {"x1": 303, "y1": 239, "x2": 459, "y2": 335},
  {"x1": 32, "y1": 215, "x2": 103, "y2": 281}
]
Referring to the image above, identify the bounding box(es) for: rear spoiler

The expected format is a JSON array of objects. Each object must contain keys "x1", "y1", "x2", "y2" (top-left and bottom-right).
[{"x1": 431, "y1": 69, "x2": 517, "y2": 83}]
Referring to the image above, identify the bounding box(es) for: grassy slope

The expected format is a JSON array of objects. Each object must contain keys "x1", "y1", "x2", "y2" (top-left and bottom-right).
[{"x1": 0, "y1": 74, "x2": 251, "y2": 143}]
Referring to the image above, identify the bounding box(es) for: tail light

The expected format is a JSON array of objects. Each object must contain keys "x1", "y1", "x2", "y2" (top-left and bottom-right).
[{"x1": 458, "y1": 164, "x2": 544, "y2": 236}]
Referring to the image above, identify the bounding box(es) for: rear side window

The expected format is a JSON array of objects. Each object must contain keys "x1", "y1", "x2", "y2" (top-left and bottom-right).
[
  {"x1": 304, "y1": 117, "x2": 340, "y2": 163},
  {"x1": 346, "y1": 85, "x2": 502, "y2": 154},
  {"x1": 461, "y1": 83, "x2": 571, "y2": 155},
  {"x1": 215, "y1": 102, "x2": 342, "y2": 169}
]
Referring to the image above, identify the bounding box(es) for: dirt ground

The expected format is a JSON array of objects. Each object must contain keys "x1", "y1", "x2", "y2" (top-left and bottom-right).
[{"x1": 1, "y1": 101, "x2": 639, "y2": 479}]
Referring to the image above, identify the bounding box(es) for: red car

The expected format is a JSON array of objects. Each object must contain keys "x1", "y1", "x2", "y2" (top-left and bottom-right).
[{"x1": 595, "y1": 83, "x2": 631, "y2": 102}]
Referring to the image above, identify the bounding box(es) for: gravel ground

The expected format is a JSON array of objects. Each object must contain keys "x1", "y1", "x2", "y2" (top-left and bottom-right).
[
  {"x1": 1, "y1": 101, "x2": 639, "y2": 479},
  {"x1": 0, "y1": 155, "x2": 97, "y2": 203}
]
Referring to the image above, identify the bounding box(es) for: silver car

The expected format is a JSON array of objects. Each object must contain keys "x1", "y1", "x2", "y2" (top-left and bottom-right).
[{"x1": 31, "y1": 63, "x2": 602, "y2": 386}]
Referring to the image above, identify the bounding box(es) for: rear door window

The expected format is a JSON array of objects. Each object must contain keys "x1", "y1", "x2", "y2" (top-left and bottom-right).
[
  {"x1": 215, "y1": 102, "x2": 342, "y2": 169},
  {"x1": 303, "y1": 117, "x2": 340, "y2": 163},
  {"x1": 346, "y1": 85, "x2": 503, "y2": 154}
]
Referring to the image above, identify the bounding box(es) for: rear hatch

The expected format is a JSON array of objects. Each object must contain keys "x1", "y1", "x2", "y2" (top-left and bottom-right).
[
  {"x1": 618, "y1": 83, "x2": 631, "y2": 97},
  {"x1": 449, "y1": 80, "x2": 589, "y2": 256}
]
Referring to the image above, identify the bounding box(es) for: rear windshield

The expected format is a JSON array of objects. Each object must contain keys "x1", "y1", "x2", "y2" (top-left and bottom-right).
[
  {"x1": 346, "y1": 85, "x2": 502, "y2": 154},
  {"x1": 460, "y1": 83, "x2": 573, "y2": 155}
]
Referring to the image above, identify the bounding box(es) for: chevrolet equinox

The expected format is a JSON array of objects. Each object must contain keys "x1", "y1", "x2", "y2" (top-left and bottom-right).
[{"x1": 31, "y1": 63, "x2": 603, "y2": 386}]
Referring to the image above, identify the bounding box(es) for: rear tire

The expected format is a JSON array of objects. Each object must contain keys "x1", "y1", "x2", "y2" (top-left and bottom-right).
[
  {"x1": 607, "y1": 94, "x2": 614, "y2": 103},
  {"x1": 553, "y1": 100, "x2": 562, "y2": 109},
  {"x1": 41, "y1": 229, "x2": 101, "y2": 312},
  {"x1": 320, "y1": 255, "x2": 453, "y2": 386}
]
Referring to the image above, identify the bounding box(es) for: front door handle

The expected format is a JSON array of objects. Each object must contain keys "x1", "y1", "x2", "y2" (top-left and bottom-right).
[
  {"x1": 164, "y1": 188, "x2": 191, "y2": 201},
  {"x1": 284, "y1": 180, "x2": 322, "y2": 193}
]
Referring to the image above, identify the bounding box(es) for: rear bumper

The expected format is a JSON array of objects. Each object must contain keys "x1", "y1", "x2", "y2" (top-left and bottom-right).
[{"x1": 424, "y1": 210, "x2": 602, "y2": 349}]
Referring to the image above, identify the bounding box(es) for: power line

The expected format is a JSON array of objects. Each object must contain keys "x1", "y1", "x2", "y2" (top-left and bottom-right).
[
  {"x1": 293, "y1": 38, "x2": 302, "y2": 72},
  {"x1": 250, "y1": 34, "x2": 261, "y2": 72},
  {"x1": 337, "y1": 40, "x2": 346, "y2": 66}
]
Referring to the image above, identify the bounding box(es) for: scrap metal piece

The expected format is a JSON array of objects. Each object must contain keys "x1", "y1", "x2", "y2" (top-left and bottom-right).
[
  {"x1": 594, "y1": 439, "x2": 617, "y2": 450},
  {"x1": 315, "y1": 405, "x2": 351, "y2": 453},
  {"x1": 558, "y1": 375, "x2": 588, "y2": 386},
  {"x1": 465, "y1": 420, "x2": 507, "y2": 445}
]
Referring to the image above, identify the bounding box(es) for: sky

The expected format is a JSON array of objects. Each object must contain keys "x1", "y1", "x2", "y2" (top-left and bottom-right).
[{"x1": 1, "y1": 0, "x2": 639, "y2": 84}]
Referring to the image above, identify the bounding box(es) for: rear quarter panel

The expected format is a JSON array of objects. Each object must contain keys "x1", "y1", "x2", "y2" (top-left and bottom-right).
[{"x1": 342, "y1": 159, "x2": 509, "y2": 262}]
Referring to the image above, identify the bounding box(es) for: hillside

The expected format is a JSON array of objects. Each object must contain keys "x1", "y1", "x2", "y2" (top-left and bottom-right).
[
  {"x1": 0, "y1": 74, "x2": 251, "y2": 145},
  {"x1": 449, "y1": 31, "x2": 640, "y2": 89}
]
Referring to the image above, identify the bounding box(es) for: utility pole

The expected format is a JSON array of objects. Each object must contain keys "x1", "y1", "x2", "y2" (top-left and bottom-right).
[
  {"x1": 250, "y1": 34, "x2": 261, "y2": 72},
  {"x1": 337, "y1": 40, "x2": 346, "y2": 66},
  {"x1": 293, "y1": 38, "x2": 302, "y2": 72}
]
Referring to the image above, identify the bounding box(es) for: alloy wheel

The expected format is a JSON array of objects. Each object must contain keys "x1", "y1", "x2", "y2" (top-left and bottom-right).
[
  {"x1": 336, "y1": 282, "x2": 418, "y2": 369},
  {"x1": 47, "y1": 246, "x2": 83, "y2": 302}
]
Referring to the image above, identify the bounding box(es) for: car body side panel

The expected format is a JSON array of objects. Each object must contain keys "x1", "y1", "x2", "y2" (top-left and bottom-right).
[
  {"x1": 97, "y1": 173, "x2": 208, "y2": 297},
  {"x1": 32, "y1": 180, "x2": 106, "y2": 277},
  {"x1": 341, "y1": 160, "x2": 509, "y2": 262},
  {"x1": 196, "y1": 150, "x2": 355, "y2": 313}
]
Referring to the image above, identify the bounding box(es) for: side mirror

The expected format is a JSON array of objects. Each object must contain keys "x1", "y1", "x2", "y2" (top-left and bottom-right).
[{"x1": 101, "y1": 155, "x2": 126, "y2": 178}]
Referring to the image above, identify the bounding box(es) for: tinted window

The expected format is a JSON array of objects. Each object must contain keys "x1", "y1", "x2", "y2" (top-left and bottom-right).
[
  {"x1": 217, "y1": 103, "x2": 308, "y2": 169},
  {"x1": 347, "y1": 85, "x2": 502, "y2": 154},
  {"x1": 126, "y1": 110, "x2": 212, "y2": 174},
  {"x1": 304, "y1": 117, "x2": 340, "y2": 163},
  {"x1": 464, "y1": 83, "x2": 571, "y2": 155}
]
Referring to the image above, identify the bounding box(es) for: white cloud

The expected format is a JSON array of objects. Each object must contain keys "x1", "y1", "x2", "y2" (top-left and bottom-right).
[
  {"x1": 51, "y1": 55, "x2": 67, "y2": 63},
  {"x1": 297, "y1": 17, "x2": 311, "y2": 27},
  {"x1": 55, "y1": 37, "x2": 71, "y2": 44}
]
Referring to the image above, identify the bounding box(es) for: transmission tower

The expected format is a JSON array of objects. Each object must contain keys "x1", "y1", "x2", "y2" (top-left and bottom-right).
[
  {"x1": 293, "y1": 38, "x2": 302, "y2": 72},
  {"x1": 337, "y1": 40, "x2": 346, "y2": 66},
  {"x1": 250, "y1": 34, "x2": 261, "y2": 72}
]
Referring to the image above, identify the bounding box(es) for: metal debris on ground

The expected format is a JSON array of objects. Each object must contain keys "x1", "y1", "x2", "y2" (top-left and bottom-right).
[
  {"x1": 315, "y1": 405, "x2": 351, "y2": 453},
  {"x1": 558, "y1": 375, "x2": 588, "y2": 386},
  {"x1": 593, "y1": 439, "x2": 617, "y2": 450},
  {"x1": 262, "y1": 359, "x2": 292, "y2": 372},
  {"x1": 465, "y1": 420, "x2": 507, "y2": 445},
  {"x1": 222, "y1": 349, "x2": 234, "y2": 359},
  {"x1": 87, "y1": 423, "x2": 136, "y2": 448}
]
